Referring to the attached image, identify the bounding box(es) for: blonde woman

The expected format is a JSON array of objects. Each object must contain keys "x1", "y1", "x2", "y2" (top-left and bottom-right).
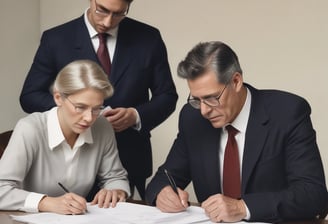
[{"x1": 0, "y1": 60, "x2": 130, "y2": 214}]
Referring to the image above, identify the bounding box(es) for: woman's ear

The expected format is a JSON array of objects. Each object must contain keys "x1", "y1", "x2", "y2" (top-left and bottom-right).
[{"x1": 53, "y1": 91, "x2": 63, "y2": 107}]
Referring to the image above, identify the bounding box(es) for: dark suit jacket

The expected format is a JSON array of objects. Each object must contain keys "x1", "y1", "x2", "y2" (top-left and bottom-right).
[
  {"x1": 20, "y1": 16, "x2": 178, "y2": 181},
  {"x1": 145, "y1": 84, "x2": 327, "y2": 222}
]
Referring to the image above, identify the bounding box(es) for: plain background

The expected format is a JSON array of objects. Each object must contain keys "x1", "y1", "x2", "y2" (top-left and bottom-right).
[{"x1": 1, "y1": 0, "x2": 327, "y2": 201}]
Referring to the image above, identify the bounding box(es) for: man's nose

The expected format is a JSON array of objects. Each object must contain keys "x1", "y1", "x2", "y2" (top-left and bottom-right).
[
  {"x1": 200, "y1": 101, "x2": 212, "y2": 117},
  {"x1": 102, "y1": 15, "x2": 113, "y2": 27}
]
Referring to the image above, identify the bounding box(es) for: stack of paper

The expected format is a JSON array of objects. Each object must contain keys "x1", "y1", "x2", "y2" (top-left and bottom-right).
[{"x1": 11, "y1": 202, "x2": 270, "y2": 224}]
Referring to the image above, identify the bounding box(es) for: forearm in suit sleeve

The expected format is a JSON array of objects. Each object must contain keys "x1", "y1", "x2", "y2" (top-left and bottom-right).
[
  {"x1": 135, "y1": 34, "x2": 178, "y2": 132},
  {"x1": 20, "y1": 32, "x2": 58, "y2": 113}
]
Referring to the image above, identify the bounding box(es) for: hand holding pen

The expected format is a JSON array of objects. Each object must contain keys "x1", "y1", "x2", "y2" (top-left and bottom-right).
[
  {"x1": 155, "y1": 169, "x2": 190, "y2": 213},
  {"x1": 164, "y1": 169, "x2": 179, "y2": 194},
  {"x1": 41, "y1": 182, "x2": 88, "y2": 215},
  {"x1": 37, "y1": 182, "x2": 87, "y2": 215}
]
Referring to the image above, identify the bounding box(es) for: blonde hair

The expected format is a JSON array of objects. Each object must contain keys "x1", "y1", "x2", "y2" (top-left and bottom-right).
[{"x1": 53, "y1": 60, "x2": 113, "y2": 98}]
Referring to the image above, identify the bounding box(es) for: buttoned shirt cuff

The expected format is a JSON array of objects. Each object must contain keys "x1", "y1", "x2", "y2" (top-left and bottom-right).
[
  {"x1": 132, "y1": 108, "x2": 141, "y2": 131},
  {"x1": 23, "y1": 192, "x2": 46, "y2": 212},
  {"x1": 244, "y1": 202, "x2": 251, "y2": 220}
]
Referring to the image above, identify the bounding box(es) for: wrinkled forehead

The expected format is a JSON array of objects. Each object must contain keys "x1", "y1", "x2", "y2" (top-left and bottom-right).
[{"x1": 187, "y1": 71, "x2": 223, "y2": 97}]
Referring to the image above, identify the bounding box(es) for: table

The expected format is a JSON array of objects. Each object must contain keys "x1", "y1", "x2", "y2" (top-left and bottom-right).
[{"x1": 0, "y1": 211, "x2": 25, "y2": 224}]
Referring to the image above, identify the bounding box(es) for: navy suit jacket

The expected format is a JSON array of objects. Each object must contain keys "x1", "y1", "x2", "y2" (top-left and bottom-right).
[
  {"x1": 20, "y1": 16, "x2": 178, "y2": 180},
  {"x1": 145, "y1": 84, "x2": 327, "y2": 222}
]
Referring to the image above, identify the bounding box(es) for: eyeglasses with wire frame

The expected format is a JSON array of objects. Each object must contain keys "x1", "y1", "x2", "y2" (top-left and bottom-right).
[
  {"x1": 188, "y1": 85, "x2": 227, "y2": 109},
  {"x1": 63, "y1": 94, "x2": 105, "y2": 116},
  {"x1": 94, "y1": 0, "x2": 130, "y2": 18}
]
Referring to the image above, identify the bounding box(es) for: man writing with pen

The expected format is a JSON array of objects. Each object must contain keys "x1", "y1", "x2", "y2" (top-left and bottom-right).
[
  {"x1": 0, "y1": 60, "x2": 130, "y2": 215},
  {"x1": 145, "y1": 41, "x2": 328, "y2": 223}
]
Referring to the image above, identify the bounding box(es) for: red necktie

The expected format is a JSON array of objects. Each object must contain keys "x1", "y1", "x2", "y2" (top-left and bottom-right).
[
  {"x1": 97, "y1": 33, "x2": 111, "y2": 75},
  {"x1": 223, "y1": 125, "x2": 241, "y2": 199}
]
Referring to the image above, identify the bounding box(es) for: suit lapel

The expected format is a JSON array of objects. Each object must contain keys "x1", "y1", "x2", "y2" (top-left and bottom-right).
[
  {"x1": 73, "y1": 16, "x2": 98, "y2": 62},
  {"x1": 70, "y1": 16, "x2": 132, "y2": 83},
  {"x1": 110, "y1": 19, "x2": 133, "y2": 85},
  {"x1": 199, "y1": 125, "x2": 222, "y2": 194},
  {"x1": 241, "y1": 85, "x2": 269, "y2": 194}
]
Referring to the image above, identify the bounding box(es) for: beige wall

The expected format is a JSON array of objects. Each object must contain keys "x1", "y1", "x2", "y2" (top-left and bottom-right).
[
  {"x1": 0, "y1": 0, "x2": 39, "y2": 131},
  {"x1": 1, "y1": 0, "x2": 327, "y2": 201}
]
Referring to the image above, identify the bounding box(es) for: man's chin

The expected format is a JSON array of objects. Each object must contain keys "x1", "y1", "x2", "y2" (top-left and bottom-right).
[
  {"x1": 210, "y1": 121, "x2": 224, "y2": 129},
  {"x1": 208, "y1": 117, "x2": 225, "y2": 128}
]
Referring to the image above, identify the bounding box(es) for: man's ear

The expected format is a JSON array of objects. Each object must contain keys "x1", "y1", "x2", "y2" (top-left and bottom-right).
[{"x1": 232, "y1": 72, "x2": 243, "y2": 91}]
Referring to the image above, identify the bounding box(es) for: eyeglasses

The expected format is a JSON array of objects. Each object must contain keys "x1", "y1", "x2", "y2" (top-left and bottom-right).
[
  {"x1": 63, "y1": 94, "x2": 105, "y2": 116},
  {"x1": 188, "y1": 85, "x2": 227, "y2": 109},
  {"x1": 94, "y1": 0, "x2": 129, "y2": 18}
]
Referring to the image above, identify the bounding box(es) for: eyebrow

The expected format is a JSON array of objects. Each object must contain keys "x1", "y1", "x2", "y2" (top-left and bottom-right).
[
  {"x1": 96, "y1": 2, "x2": 126, "y2": 14},
  {"x1": 71, "y1": 101, "x2": 103, "y2": 108},
  {"x1": 97, "y1": 3, "x2": 110, "y2": 13},
  {"x1": 190, "y1": 91, "x2": 221, "y2": 100}
]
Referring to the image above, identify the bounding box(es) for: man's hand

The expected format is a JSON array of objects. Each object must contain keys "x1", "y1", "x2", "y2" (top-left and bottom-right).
[
  {"x1": 91, "y1": 189, "x2": 127, "y2": 208},
  {"x1": 38, "y1": 193, "x2": 87, "y2": 215},
  {"x1": 103, "y1": 107, "x2": 137, "y2": 132},
  {"x1": 156, "y1": 186, "x2": 189, "y2": 213},
  {"x1": 201, "y1": 194, "x2": 246, "y2": 223}
]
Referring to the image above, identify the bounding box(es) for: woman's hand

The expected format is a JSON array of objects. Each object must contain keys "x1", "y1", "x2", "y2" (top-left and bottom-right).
[
  {"x1": 91, "y1": 189, "x2": 127, "y2": 208},
  {"x1": 38, "y1": 193, "x2": 87, "y2": 215}
]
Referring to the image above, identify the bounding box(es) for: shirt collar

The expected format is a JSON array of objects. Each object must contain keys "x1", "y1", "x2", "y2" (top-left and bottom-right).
[
  {"x1": 228, "y1": 87, "x2": 251, "y2": 133},
  {"x1": 84, "y1": 8, "x2": 119, "y2": 39},
  {"x1": 47, "y1": 107, "x2": 93, "y2": 150}
]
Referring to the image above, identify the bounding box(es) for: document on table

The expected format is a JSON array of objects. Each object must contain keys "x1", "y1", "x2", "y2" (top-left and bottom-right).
[{"x1": 11, "y1": 202, "x2": 270, "y2": 224}]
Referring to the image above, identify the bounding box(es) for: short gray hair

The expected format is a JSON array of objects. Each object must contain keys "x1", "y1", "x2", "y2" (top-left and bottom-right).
[{"x1": 177, "y1": 41, "x2": 242, "y2": 84}]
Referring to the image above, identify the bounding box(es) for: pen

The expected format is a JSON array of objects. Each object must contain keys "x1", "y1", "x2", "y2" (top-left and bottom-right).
[
  {"x1": 164, "y1": 169, "x2": 179, "y2": 195},
  {"x1": 58, "y1": 182, "x2": 88, "y2": 213},
  {"x1": 58, "y1": 182, "x2": 70, "y2": 193},
  {"x1": 164, "y1": 169, "x2": 190, "y2": 207}
]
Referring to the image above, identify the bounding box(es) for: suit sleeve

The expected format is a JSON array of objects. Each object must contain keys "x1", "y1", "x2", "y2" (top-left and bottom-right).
[
  {"x1": 145, "y1": 106, "x2": 192, "y2": 205},
  {"x1": 20, "y1": 31, "x2": 57, "y2": 113},
  {"x1": 135, "y1": 32, "x2": 178, "y2": 132}
]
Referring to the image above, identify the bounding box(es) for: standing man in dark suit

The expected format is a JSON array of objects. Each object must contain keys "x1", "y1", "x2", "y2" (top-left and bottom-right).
[
  {"x1": 145, "y1": 41, "x2": 327, "y2": 222},
  {"x1": 20, "y1": 0, "x2": 178, "y2": 200}
]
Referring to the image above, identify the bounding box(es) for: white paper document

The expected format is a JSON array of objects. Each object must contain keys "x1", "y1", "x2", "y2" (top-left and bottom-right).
[{"x1": 11, "y1": 202, "x2": 269, "y2": 224}]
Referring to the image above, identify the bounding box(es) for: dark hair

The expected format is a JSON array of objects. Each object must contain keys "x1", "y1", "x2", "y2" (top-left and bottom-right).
[{"x1": 177, "y1": 41, "x2": 242, "y2": 84}]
